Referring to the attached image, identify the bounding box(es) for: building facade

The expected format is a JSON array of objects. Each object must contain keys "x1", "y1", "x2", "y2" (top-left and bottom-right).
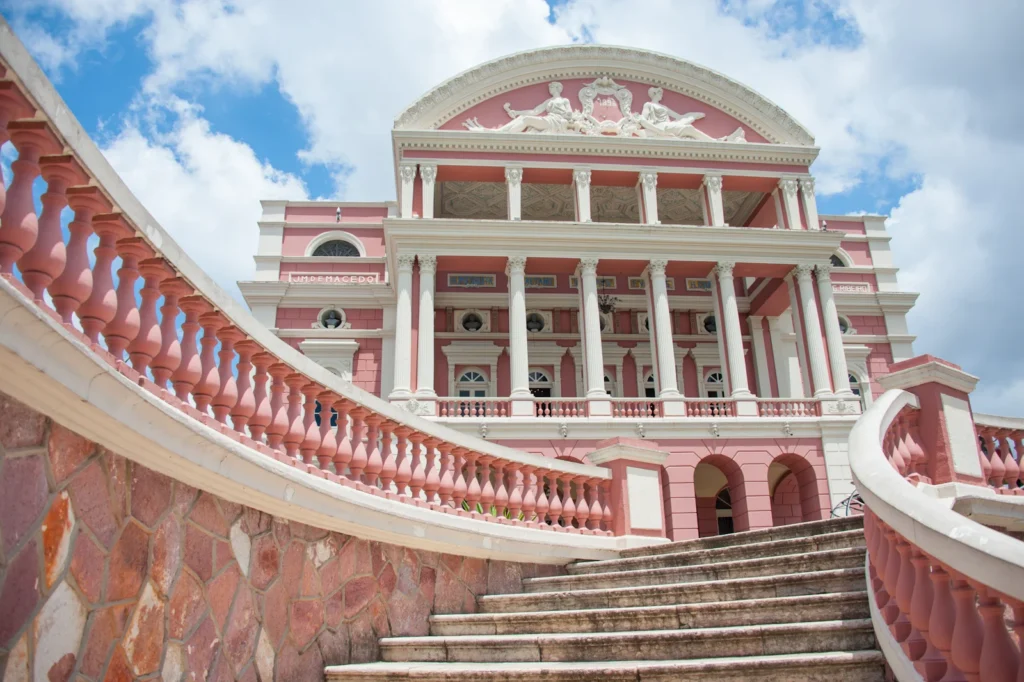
[{"x1": 240, "y1": 46, "x2": 917, "y2": 541}]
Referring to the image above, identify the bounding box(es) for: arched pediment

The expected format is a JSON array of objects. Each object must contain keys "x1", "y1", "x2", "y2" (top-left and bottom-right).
[{"x1": 394, "y1": 45, "x2": 814, "y2": 146}]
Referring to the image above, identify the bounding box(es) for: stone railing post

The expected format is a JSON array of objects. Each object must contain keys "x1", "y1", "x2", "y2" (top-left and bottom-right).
[{"x1": 587, "y1": 437, "x2": 669, "y2": 537}]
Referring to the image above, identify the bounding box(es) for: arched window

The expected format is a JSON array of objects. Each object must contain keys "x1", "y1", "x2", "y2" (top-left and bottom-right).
[
  {"x1": 830, "y1": 254, "x2": 846, "y2": 267},
  {"x1": 529, "y1": 369, "x2": 553, "y2": 399},
  {"x1": 456, "y1": 369, "x2": 488, "y2": 398},
  {"x1": 849, "y1": 373, "x2": 867, "y2": 408},
  {"x1": 312, "y1": 240, "x2": 360, "y2": 257},
  {"x1": 704, "y1": 371, "x2": 725, "y2": 398},
  {"x1": 715, "y1": 487, "x2": 734, "y2": 535}
]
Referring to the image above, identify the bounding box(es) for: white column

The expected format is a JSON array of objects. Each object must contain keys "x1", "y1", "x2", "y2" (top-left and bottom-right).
[
  {"x1": 715, "y1": 262, "x2": 751, "y2": 397},
  {"x1": 647, "y1": 259, "x2": 679, "y2": 397},
  {"x1": 506, "y1": 256, "x2": 531, "y2": 409},
  {"x1": 573, "y1": 169, "x2": 592, "y2": 222},
  {"x1": 785, "y1": 276, "x2": 812, "y2": 397},
  {"x1": 748, "y1": 315, "x2": 771, "y2": 397},
  {"x1": 505, "y1": 167, "x2": 522, "y2": 221},
  {"x1": 420, "y1": 164, "x2": 437, "y2": 219},
  {"x1": 709, "y1": 281, "x2": 731, "y2": 393},
  {"x1": 703, "y1": 174, "x2": 725, "y2": 227},
  {"x1": 579, "y1": 258, "x2": 608, "y2": 402},
  {"x1": 389, "y1": 253, "x2": 415, "y2": 399},
  {"x1": 399, "y1": 163, "x2": 417, "y2": 219},
  {"x1": 815, "y1": 264, "x2": 853, "y2": 395},
  {"x1": 769, "y1": 313, "x2": 804, "y2": 398},
  {"x1": 800, "y1": 177, "x2": 820, "y2": 231},
  {"x1": 638, "y1": 171, "x2": 658, "y2": 224},
  {"x1": 794, "y1": 264, "x2": 832, "y2": 397},
  {"x1": 778, "y1": 177, "x2": 803, "y2": 230},
  {"x1": 414, "y1": 255, "x2": 437, "y2": 400}
]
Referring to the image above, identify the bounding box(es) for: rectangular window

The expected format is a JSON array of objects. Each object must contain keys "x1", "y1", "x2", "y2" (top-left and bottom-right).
[
  {"x1": 524, "y1": 275, "x2": 557, "y2": 289},
  {"x1": 628, "y1": 277, "x2": 675, "y2": 290},
  {"x1": 448, "y1": 274, "x2": 496, "y2": 288}
]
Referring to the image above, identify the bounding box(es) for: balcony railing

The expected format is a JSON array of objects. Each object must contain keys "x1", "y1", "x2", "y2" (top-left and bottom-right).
[{"x1": 433, "y1": 396, "x2": 831, "y2": 419}]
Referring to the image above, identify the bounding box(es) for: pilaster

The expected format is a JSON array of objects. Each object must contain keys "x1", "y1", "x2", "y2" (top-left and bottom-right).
[
  {"x1": 799, "y1": 177, "x2": 820, "y2": 231},
  {"x1": 399, "y1": 162, "x2": 417, "y2": 219},
  {"x1": 778, "y1": 177, "x2": 803, "y2": 230},
  {"x1": 703, "y1": 174, "x2": 725, "y2": 227},
  {"x1": 573, "y1": 168, "x2": 592, "y2": 222},
  {"x1": 638, "y1": 171, "x2": 659, "y2": 225},
  {"x1": 420, "y1": 164, "x2": 437, "y2": 219},
  {"x1": 505, "y1": 167, "x2": 522, "y2": 221},
  {"x1": 389, "y1": 253, "x2": 416, "y2": 399}
]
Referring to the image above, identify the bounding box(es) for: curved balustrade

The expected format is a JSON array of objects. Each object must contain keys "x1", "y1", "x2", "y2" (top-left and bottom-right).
[
  {"x1": 685, "y1": 398, "x2": 736, "y2": 417},
  {"x1": 534, "y1": 398, "x2": 587, "y2": 418},
  {"x1": 849, "y1": 390, "x2": 1024, "y2": 681},
  {"x1": 437, "y1": 398, "x2": 511, "y2": 418},
  {"x1": 973, "y1": 413, "x2": 1024, "y2": 493},
  {"x1": 611, "y1": 398, "x2": 661, "y2": 418},
  {"x1": 0, "y1": 25, "x2": 611, "y2": 537}
]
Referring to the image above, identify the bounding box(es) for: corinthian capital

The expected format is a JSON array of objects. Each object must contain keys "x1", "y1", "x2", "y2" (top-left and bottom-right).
[
  {"x1": 399, "y1": 163, "x2": 417, "y2": 182},
  {"x1": 703, "y1": 174, "x2": 723, "y2": 192},
  {"x1": 397, "y1": 253, "x2": 416, "y2": 270},
  {"x1": 715, "y1": 261, "x2": 735, "y2": 279},
  {"x1": 779, "y1": 178, "x2": 799, "y2": 197},
  {"x1": 505, "y1": 167, "x2": 523, "y2": 186},
  {"x1": 578, "y1": 257, "x2": 599, "y2": 275},
  {"x1": 419, "y1": 164, "x2": 437, "y2": 184},
  {"x1": 794, "y1": 263, "x2": 815, "y2": 280},
  {"x1": 815, "y1": 262, "x2": 832, "y2": 278},
  {"x1": 648, "y1": 259, "x2": 668, "y2": 276},
  {"x1": 418, "y1": 254, "x2": 437, "y2": 274},
  {"x1": 573, "y1": 168, "x2": 591, "y2": 188},
  {"x1": 506, "y1": 255, "x2": 527, "y2": 275},
  {"x1": 640, "y1": 171, "x2": 658, "y2": 190}
]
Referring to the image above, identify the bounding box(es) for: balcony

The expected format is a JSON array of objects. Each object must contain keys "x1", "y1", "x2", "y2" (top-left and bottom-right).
[{"x1": 434, "y1": 396, "x2": 825, "y2": 420}]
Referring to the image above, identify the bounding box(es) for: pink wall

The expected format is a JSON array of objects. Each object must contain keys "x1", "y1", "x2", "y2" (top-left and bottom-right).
[
  {"x1": 839, "y1": 241, "x2": 873, "y2": 266},
  {"x1": 352, "y1": 340, "x2": 383, "y2": 395},
  {"x1": 275, "y1": 308, "x2": 383, "y2": 330},
  {"x1": 439, "y1": 78, "x2": 768, "y2": 143},
  {"x1": 825, "y1": 218, "x2": 867, "y2": 235},
  {"x1": 849, "y1": 315, "x2": 887, "y2": 336},
  {"x1": 771, "y1": 473, "x2": 803, "y2": 526},
  {"x1": 831, "y1": 271, "x2": 878, "y2": 292},
  {"x1": 284, "y1": 206, "x2": 388, "y2": 223},
  {"x1": 281, "y1": 227, "x2": 386, "y2": 257},
  {"x1": 746, "y1": 196, "x2": 778, "y2": 228},
  {"x1": 866, "y1": 343, "x2": 896, "y2": 397}
]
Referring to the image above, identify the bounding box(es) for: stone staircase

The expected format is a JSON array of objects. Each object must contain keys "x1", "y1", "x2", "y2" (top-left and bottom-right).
[{"x1": 325, "y1": 516, "x2": 883, "y2": 680}]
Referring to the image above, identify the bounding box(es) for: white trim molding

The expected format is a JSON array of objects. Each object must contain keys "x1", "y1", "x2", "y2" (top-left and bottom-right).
[{"x1": 304, "y1": 230, "x2": 368, "y2": 258}]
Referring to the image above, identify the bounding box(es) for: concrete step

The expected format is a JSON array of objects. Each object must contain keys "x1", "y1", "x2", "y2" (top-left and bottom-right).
[
  {"x1": 325, "y1": 650, "x2": 885, "y2": 681},
  {"x1": 479, "y1": 566, "x2": 864, "y2": 613},
  {"x1": 430, "y1": 590, "x2": 870, "y2": 636},
  {"x1": 378, "y1": 618, "x2": 876, "y2": 664},
  {"x1": 620, "y1": 516, "x2": 864, "y2": 558},
  {"x1": 568, "y1": 529, "x2": 865, "y2": 576},
  {"x1": 522, "y1": 546, "x2": 866, "y2": 593}
]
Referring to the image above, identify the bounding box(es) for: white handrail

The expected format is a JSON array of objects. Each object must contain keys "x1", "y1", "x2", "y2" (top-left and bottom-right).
[{"x1": 848, "y1": 389, "x2": 1024, "y2": 600}]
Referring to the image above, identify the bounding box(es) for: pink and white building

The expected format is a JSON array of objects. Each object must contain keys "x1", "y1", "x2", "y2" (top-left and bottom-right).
[{"x1": 240, "y1": 46, "x2": 918, "y2": 540}]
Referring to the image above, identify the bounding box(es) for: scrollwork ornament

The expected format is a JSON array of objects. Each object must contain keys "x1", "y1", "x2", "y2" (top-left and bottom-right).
[
  {"x1": 703, "y1": 174, "x2": 723, "y2": 192},
  {"x1": 794, "y1": 263, "x2": 816, "y2": 280},
  {"x1": 780, "y1": 178, "x2": 799, "y2": 197},
  {"x1": 397, "y1": 253, "x2": 416, "y2": 270},
  {"x1": 419, "y1": 164, "x2": 437, "y2": 184},
  {"x1": 506, "y1": 255, "x2": 527, "y2": 275},
  {"x1": 504, "y1": 167, "x2": 523, "y2": 186},
  {"x1": 559, "y1": 422, "x2": 569, "y2": 438},
  {"x1": 635, "y1": 423, "x2": 646, "y2": 439},
  {"x1": 648, "y1": 259, "x2": 668, "y2": 276},
  {"x1": 573, "y1": 169, "x2": 591, "y2": 188},
  {"x1": 579, "y1": 257, "x2": 600, "y2": 275},
  {"x1": 799, "y1": 177, "x2": 815, "y2": 194},
  {"x1": 709, "y1": 423, "x2": 720, "y2": 438},
  {"x1": 641, "y1": 171, "x2": 658, "y2": 190},
  {"x1": 399, "y1": 164, "x2": 417, "y2": 182},
  {"x1": 479, "y1": 423, "x2": 489, "y2": 439},
  {"x1": 782, "y1": 421, "x2": 794, "y2": 437},
  {"x1": 715, "y1": 261, "x2": 735, "y2": 279}
]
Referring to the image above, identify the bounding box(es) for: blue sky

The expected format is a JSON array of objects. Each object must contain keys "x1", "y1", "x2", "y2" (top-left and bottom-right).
[{"x1": 2, "y1": 0, "x2": 1022, "y2": 414}]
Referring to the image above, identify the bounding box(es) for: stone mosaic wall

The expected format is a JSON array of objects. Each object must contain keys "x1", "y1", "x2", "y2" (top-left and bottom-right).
[{"x1": 0, "y1": 393, "x2": 560, "y2": 680}]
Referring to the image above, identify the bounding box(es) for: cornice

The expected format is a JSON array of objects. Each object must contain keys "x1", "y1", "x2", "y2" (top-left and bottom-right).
[
  {"x1": 393, "y1": 45, "x2": 815, "y2": 146},
  {"x1": 394, "y1": 130, "x2": 818, "y2": 167}
]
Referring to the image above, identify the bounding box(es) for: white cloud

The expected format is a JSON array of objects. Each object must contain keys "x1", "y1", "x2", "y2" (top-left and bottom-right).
[
  {"x1": 99, "y1": 99, "x2": 308, "y2": 297},
  {"x1": 13, "y1": 0, "x2": 1024, "y2": 413}
]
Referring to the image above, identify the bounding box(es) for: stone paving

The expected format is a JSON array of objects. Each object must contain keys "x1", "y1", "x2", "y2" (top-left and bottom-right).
[{"x1": 0, "y1": 393, "x2": 559, "y2": 680}]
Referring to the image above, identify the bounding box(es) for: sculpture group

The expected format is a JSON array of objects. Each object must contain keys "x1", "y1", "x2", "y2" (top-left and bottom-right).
[{"x1": 464, "y1": 77, "x2": 746, "y2": 142}]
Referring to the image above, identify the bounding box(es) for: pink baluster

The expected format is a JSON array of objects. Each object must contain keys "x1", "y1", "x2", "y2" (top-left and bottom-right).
[
  {"x1": 231, "y1": 340, "x2": 259, "y2": 436},
  {"x1": 423, "y1": 438, "x2": 442, "y2": 506},
  {"x1": 333, "y1": 400, "x2": 354, "y2": 474},
  {"x1": 264, "y1": 364, "x2": 291, "y2": 452},
  {"x1": 574, "y1": 475, "x2": 590, "y2": 532},
  {"x1": 104, "y1": 237, "x2": 153, "y2": 361},
  {"x1": 282, "y1": 374, "x2": 307, "y2": 460},
  {"x1": 479, "y1": 457, "x2": 495, "y2": 518},
  {"x1": 437, "y1": 442, "x2": 455, "y2": 507},
  {"x1": 520, "y1": 466, "x2": 537, "y2": 524},
  {"x1": 601, "y1": 479, "x2": 614, "y2": 533},
  {"x1": 905, "y1": 412, "x2": 929, "y2": 481},
  {"x1": 19, "y1": 155, "x2": 86, "y2": 300},
  {"x1": 0, "y1": 83, "x2": 36, "y2": 220},
  {"x1": 407, "y1": 434, "x2": 425, "y2": 502},
  {"x1": 363, "y1": 416, "x2": 384, "y2": 488},
  {"x1": 894, "y1": 537, "x2": 920, "y2": 651},
  {"x1": 928, "y1": 564, "x2": 963, "y2": 681},
  {"x1": 464, "y1": 452, "x2": 482, "y2": 515},
  {"x1": 0, "y1": 121, "x2": 59, "y2": 274},
  {"x1": 949, "y1": 573, "x2": 983, "y2": 682},
  {"x1": 978, "y1": 429, "x2": 993, "y2": 484},
  {"x1": 1001, "y1": 430, "x2": 1020, "y2": 488},
  {"x1": 79, "y1": 214, "x2": 132, "y2": 344},
  {"x1": 50, "y1": 187, "x2": 110, "y2": 323},
  {"x1": 379, "y1": 423, "x2": 398, "y2": 492},
  {"x1": 150, "y1": 277, "x2": 192, "y2": 390},
  {"x1": 392, "y1": 428, "x2": 412, "y2": 499},
  {"x1": 988, "y1": 432, "x2": 1007, "y2": 488},
  {"x1": 908, "y1": 548, "x2": 947, "y2": 681},
  {"x1": 1009, "y1": 600, "x2": 1024, "y2": 682},
  {"x1": 504, "y1": 463, "x2": 522, "y2": 522},
  {"x1": 127, "y1": 258, "x2": 170, "y2": 376},
  {"x1": 897, "y1": 415, "x2": 914, "y2": 477},
  {"x1": 192, "y1": 311, "x2": 225, "y2": 415},
  {"x1": 298, "y1": 383, "x2": 322, "y2": 465},
  {"x1": 493, "y1": 463, "x2": 511, "y2": 519},
  {"x1": 533, "y1": 469, "x2": 549, "y2": 526},
  {"x1": 315, "y1": 392, "x2": 339, "y2": 471},
  {"x1": 248, "y1": 353, "x2": 274, "y2": 443},
  {"x1": 213, "y1": 320, "x2": 247, "y2": 423},
  {"x1": 588, "y1": 477, "x2": 604, "y2": 532},
  {"x1": 451, "y1": 448, "x2": 468, "y2": 510},
  {"x1": 172, "y1": 295, "x2": 209, "y2": 402},
  {"x1": 560, "y1": 474, "x2": 576, "y2": 530},
  {"x1": 546, "y1": 471, "x2": 562, "y2": 527},
  {"x1": 422, "y1": 438, "x2": 441, "y2": 506},
  {"x1": 974, "y1": 585, "x2": 1017, "y2": 682},
  {"x1": 348, "y1": 409, "x2": 369, "y2": 482},
  {"x1": 1016, "y1": 435, "x2": 1024, "y2": 489},
  {"x1": 883, "y1": 530, "x2": 904, "y2": 628}
]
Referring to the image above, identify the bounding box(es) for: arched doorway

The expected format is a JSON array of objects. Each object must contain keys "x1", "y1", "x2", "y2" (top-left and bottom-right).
[
  {"x1": 769, "y1": 453, "x2": 827, "y2": 526},
  {"x1": 693, "y1": 454, "x2": 748, "y2": 536}
]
